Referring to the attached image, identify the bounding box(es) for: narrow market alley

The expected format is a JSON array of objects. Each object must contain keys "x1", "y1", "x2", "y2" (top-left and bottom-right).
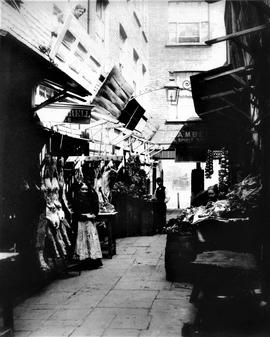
[
  {"x1": 13, "y1": 234, "x2": 194, "y2": 337},
  {"x1": 12, "y1": 233, "x2": 270, "y2": 337}
]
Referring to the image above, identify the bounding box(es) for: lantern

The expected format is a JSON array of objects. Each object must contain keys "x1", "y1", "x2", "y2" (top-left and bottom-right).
[{"x1": 164, "y1": 78, "x2": 180, "y2": 105}]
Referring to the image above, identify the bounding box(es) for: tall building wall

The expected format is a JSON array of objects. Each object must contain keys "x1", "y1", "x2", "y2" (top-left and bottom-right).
[
  {"x1": 147, "y1": 0, "x2": 226, "y2": 126},
  {"x1": 104, "y1": 0, "x2": 149, "y2": 94}
]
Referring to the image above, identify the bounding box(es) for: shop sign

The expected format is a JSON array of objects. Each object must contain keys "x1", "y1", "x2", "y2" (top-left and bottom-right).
[
  {"x1": 174, "y1": 129, "x2": 209, "y2": 145},
  {"x1": 64, "y1": 107, "x2": 92, "y2": 124},
  {"x1": 174, "y1": 123, "x2": 209, "y2": 145}
]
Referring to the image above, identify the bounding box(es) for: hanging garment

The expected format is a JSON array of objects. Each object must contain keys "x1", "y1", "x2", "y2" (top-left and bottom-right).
[{"x1": 73, "y1": 219, "x2": 102, "y2": 260}]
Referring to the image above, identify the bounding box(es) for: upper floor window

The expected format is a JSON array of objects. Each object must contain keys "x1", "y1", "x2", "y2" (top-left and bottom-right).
[
  {"x1": 142, "y1": 64, "x2": 146, "y2": 76},
  {"x1": 168, "y1": 1, "x2": 209, "y2": 45},
  {"x1": 96, "y1": 0, "x2": 109, "y2": 20},
  {"x1": 133, "y1": 49, "x2": 139, "y2": 64},
  {"x1": 119, "y1": 24, "x2": 127, "y2": 42},
  {"x1": 5, "y1": 0, "x2": 23, "y2": 9}
]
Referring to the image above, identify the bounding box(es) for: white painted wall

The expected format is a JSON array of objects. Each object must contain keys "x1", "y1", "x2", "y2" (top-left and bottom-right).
[{"x1": 161, "y1": 159, "x2": 220, "y2": 209}]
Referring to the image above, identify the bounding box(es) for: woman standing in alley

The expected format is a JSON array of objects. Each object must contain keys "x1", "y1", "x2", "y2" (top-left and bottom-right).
[{"x1": 72, "y1": 179, "x2": 102, "y2": 269}]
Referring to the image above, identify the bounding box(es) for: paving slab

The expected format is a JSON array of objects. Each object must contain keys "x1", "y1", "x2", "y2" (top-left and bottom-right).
[
  {"x1": 28, "y1": 325, "x2": 75, "y2": 337},
  {"x1": 97, "y1": 289, "x2": 158, "y2": 308},
  {"x1": 151, "y1": 298, "x2": 190, "y2": 313},
  {"x1": 114, "y1": 278, "x2": 171, "y2": 291},
  {"x1": 103, "y1": 328, "x2": 140, "y2": 336},
  {"x1": 157, "y1": 289, "x2": 191, "y2": 300},
  {"x1": 14, "y1": 319, "x2": 46, "y2": 332},
  {"x1": 47, "y1": 308, "x2": 92, "y2": 321},
  {"x1": 146, "y1": 311, "x2": 184, "y2": 336},
  {"x1": 13, "y1": 332, "x2": 32, "y2": 337},
  {"x1": 71, "y1": 308, "x2": 117, "y2": 336},
  {"x1": 20, "y1": 291, "x2": 74, "y2": 307},
  {"x1": 14, "y1": 308, "x2": 56, "y2": 320},
  {"x1": 139, "y1": 328, "x2": 181, "y2": 337},
  {"x1": 63, "y1": 289, "x2": 109, "y2": 308},
  {"x1": 109, "y1": 308, "x2": 151, "y2": 329}
]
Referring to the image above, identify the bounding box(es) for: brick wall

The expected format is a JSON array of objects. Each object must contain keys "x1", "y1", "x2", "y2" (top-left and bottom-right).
[
  {"x1": 147, "y1": 0, "x2": 227, "y2": 127},
  {"x1": 103, "y1": 0, "x2": 149, "y2": 92}
]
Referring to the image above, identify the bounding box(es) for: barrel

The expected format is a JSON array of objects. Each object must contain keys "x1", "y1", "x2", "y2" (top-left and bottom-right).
[{"x1": 165, "y1": 233, "x2": 197, "y2": 282}]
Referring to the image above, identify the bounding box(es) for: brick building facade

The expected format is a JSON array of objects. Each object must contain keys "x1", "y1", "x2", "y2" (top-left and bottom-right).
[{"x1": 146, "y1": 0, "x2": 227, "y2": 208}]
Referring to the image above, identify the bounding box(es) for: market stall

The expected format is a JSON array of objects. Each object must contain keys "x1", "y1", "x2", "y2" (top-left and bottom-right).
[
  {"x1": 111, "y1": 155, "x2": 156, "y2": 237},
  {"x1": 165, "y1": 174, "x2": 262, "y2": 282},
  {"x1": 165, "y1": 172, "x2": 264, "y2": 332},
  {"x1": 65, "y1": 155, "x2": 122, "y2": 260}
]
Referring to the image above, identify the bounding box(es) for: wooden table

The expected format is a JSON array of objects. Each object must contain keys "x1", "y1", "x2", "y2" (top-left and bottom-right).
[
  {"x1": 0, "y1": 252, "x2": 19, "y2": 335},
  {"x1": 189, "y1": 250, "x2": 261, "y2": 332},
  {"x1": 96, "y1": 212, "x2": 118, "y2": 258}
]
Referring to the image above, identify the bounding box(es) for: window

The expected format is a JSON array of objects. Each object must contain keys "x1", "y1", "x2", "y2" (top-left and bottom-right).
[
  {"x1": 62, "y1": 30, "x2": 76, "y2": 50},
  {"x1": 133, "y1": 11, "x2": 141, "y2": 28},
  {"x1": 119, "y1": 24, "x2": 127, "y2": 41},
  {"x1": 5, "y1": 0, "x2": 23, "y2": 9},
  {"x1": 133, "y1": 49, "x2": 139, "y2": 63},
  {"x1": 142, "y1": 64, "x2": 146, "y2": 75},
  {"x1": 96, "y1": 0, "x2": 109, "y2": 19},
  {"x1": 119, "y1": 63, "x2": 124, "y2": 74},
  {"x1": 70, "y1": 43, "x2": 88, "y2": 73},
  {"x1": 168, "y1": 1, "x2": 209, "y2": 44},
  {"x1": 56, "y1": 30, "x2": 76, "y2": 62}
]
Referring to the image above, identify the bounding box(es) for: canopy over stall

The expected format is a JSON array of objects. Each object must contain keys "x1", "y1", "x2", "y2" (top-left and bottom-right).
[{"x1": 190, "y1": 63, "x2": 256, "y2": 155}]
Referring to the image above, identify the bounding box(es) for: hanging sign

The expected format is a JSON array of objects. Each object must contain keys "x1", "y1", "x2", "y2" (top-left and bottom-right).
[
  {"x1": 174, "y1": 124, "x2": 209, "y2": 145},
  {"x1": 64, "y1": 106, "x2": 93, "y2": 124}
]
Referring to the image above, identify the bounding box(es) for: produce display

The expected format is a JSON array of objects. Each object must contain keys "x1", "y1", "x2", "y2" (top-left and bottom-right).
[
  {"x1": 112, "y1": 155, "x2": 149, "y2": 199},
  {"x1": 226, "y1": 175, "x2": 262, "y2": 215},
  {"x1": 164, "y1": 219, "x2": 195, "y2": 235},
  {"x1": 205, "y1": 149, "x2": 214, "y2": 179},
  {"x1": 165, "y1": 175, "x2": 262, "y2": 233},
  {"x1": 218, "y1": 148, "x2": 230, "y2": 190}
]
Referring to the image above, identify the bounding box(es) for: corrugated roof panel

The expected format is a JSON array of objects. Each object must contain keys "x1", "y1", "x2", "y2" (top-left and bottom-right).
[{"x1": 151, "y1": 124, "x2": 183, "y2": 149}]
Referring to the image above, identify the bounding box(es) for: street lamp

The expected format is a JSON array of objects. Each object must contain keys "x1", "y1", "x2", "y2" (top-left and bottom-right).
[
  {"x1": 129, "y1": 79, "x2": 190, "y2": 104},
  {"x1": 164, "y1": 78, "x2": 180, "y2": 105}
]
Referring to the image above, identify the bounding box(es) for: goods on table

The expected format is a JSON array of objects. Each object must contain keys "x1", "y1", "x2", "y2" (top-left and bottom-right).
[
  {"x1": 226, "y1": 175, "x2": 262, "y2": 215},
  {"x1": 99, "y1": 201, "x2": 116, "y2": 213},
  {"x1": 165, "y1": 219, "x2": 195, "y2": 235},
  {"x1": 111, "y1": 155, "x2": 149, "y2": 199},
  {"x1": 182, "y1": 175, "x2": 262, "y2": 224}
]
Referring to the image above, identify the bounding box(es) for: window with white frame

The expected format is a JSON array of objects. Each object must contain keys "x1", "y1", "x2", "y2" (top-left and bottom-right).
[
  {"x1": 168, "y1": 1, "x2": 209, "y2": 44},
  {"x1": 119, "y1": 23, "x2": 127, "y2": 42},
  {"x1": 133, "y1": 48, "x2": 139, "y2": 64}
]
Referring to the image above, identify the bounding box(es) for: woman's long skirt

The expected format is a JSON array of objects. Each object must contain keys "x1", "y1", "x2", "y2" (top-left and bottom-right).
[{"x1": 74, "y1": 220, "x2": 102, "y2": 260}]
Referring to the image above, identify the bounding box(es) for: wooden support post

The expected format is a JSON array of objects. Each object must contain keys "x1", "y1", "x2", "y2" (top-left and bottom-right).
[
  {"x1": 202, "y1": 66, "x2": 253, "y2": 82},
  {"x1": 205, "y1": 23, "x2": 270, "y2": 45},
  {"x1": 200, "y1": 105, "x2": 231, "y2": 117},
  {"x1": 220, "y1": 97, "x2": 252, "y2": 122}
]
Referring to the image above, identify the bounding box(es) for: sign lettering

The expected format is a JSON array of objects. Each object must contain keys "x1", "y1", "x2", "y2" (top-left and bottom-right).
[
  {"x1": 64, "y1": 107, "x2": 92, "y2": 124},
  {"x1": 174, "y1": 128, "x2": 209, "y2": 145}
]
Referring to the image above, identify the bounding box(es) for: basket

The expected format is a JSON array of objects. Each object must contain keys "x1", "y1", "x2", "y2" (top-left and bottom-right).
[{"x1": 165, "y1": 232, "x2": 197, "y2": 282}]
